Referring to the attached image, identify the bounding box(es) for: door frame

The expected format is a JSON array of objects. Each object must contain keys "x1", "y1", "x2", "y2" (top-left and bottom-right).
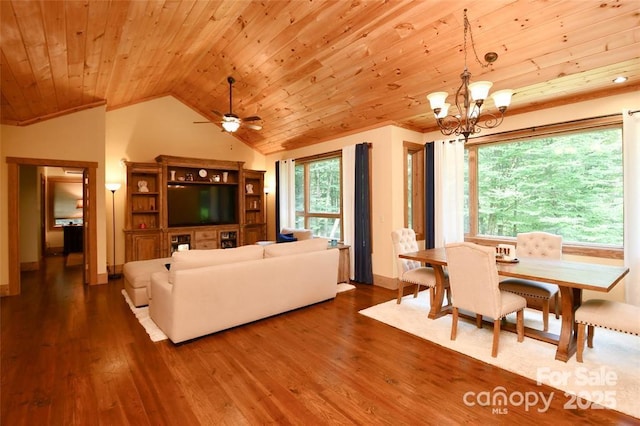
[{"x1": 6, "y1": 157, "x2": 99, "y2": 295}]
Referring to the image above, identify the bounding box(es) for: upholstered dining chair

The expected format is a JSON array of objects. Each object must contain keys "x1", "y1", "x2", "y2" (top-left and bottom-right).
[
  {"x1": 391, "y1": 228, "x2": 450, "y2": 306},
  {"x1": 499, "y1": 232, "x2": 562, "y2": 332},
  {"x1": 445, "y1": 242, "x2": 526, "y2": 358}
]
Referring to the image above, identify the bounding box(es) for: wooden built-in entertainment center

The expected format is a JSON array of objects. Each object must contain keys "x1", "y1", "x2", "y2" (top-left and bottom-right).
[{"x1": 124, "y1": 155, "x2": 265, "y2": 262}]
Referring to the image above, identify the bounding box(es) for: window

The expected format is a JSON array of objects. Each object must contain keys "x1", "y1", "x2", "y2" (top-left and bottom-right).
[
  {"x1": 404, "y1": 142, "x2": 424, "y2": 239},
  {"x1": 466, "y1": 120, "x2": 623, "y2": 256},
  {"x1": 295, "y1": 153, "x2": 342, "y2": 239}
]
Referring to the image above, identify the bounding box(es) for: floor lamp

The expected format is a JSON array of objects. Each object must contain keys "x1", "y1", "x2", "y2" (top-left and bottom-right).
[{"x1": 106, "y1": 183, "x2": 122, "y2": 279}]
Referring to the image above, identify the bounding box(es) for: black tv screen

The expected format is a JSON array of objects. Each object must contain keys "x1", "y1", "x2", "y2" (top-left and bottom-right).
[{"x1": 167, "y1": 184, "x2": 238, "y2": 227}]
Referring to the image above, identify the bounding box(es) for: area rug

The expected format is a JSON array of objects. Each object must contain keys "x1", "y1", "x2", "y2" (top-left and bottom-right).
[
  {"x1": 337, "y1": 283, "x2": 356, "y2": 293},
  {"x1": 121, "y1": 290, "x2": 168, "y2": 342},
  {"x1": 359, "y1": 291, "x2": 639, "y2": 418}
]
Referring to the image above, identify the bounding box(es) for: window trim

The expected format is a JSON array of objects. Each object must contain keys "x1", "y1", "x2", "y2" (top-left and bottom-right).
[
  {"x1": 465, "y1": 115, "x2": 624, "y2": 260},
  {"x1": 404, "y1": 141, "x2": 425, "y2": 240}
]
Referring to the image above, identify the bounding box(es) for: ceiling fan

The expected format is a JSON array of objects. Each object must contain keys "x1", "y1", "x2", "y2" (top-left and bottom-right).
[{"x1": 194, "y1": 76, "x2": 262, "y2": 132}]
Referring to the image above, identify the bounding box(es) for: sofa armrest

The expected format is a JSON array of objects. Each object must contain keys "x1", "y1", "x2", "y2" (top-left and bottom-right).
[{"x1": 149, "y1": 271, "x2": 174, "y2": 337}]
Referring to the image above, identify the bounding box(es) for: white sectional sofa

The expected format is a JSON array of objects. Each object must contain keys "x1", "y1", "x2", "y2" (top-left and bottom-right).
[{"x1": 148, "y1": 238, "x2": 338, "y2": 343}]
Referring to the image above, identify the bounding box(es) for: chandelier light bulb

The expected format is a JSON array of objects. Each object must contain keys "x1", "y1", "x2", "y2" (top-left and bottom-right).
[
  {"x1": 436, "y1": 103, "x2": 450, "y2": 118},
  {"x1": 468, "y1": 81, "x2": 493, "y2": 101},
  {"x1": 427, "y1": 92, "x2": 449, "y2": 110},
  {"x1": 491, "y1": 89, "x2": 514, "y2": 109}
]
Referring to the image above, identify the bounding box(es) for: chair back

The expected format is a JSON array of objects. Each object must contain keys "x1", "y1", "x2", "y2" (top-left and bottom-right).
[
  {"x1": 516, "y1": 232, "x2": 562, "y2": 259},
  {"x1": 445, "y1": 242, "x2": 502, "y2": 319},
  {"x1": 391, "y1": 228, "x2": 421, "y2": 275}
]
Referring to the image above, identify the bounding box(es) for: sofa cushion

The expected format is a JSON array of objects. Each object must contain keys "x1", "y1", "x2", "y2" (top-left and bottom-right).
[
  {"x1": 169, "y1": 245, "x2": 265, "y2": 283},
  {"x1": 264, "y1": 237, "x2": 328, "y2": 258}
]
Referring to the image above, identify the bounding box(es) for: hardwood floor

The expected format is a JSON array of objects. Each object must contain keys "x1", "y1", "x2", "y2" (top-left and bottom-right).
[{"x1": 2, "y1": 256, "x2": 637, "y2": 425}]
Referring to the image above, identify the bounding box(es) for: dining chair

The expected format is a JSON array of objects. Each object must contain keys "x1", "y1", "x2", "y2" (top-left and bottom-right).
[
  {"x1": 445, "y1": 242, "x2": 526, "y2": 357},
  {"x1": 575, "y1": 299, "x2": 640, "y2": 362},
  {"x1": 391, "y1": 228, "x2": 450, "y2": 306},
  {"x1": 499, "y1": 232, "x2": 562, "y2": 331}
]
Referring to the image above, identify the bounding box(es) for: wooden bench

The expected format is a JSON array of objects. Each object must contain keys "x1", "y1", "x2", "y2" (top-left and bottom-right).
[{"x1": 575, "y1": 299, "x2": 640, "y2": 362}]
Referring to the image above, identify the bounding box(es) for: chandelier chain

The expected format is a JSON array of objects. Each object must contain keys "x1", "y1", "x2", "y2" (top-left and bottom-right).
[{"x1": 463, "y1": 9, "x2": 491, "y2": 69}]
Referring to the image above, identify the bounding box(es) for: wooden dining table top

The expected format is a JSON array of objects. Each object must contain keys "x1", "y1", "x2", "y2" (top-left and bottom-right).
[{"x1": 399, "y1": 247, "x2": 629, "y2": 292}]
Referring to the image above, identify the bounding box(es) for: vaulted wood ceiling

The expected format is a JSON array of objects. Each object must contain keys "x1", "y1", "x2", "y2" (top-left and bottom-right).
[{"x1": 1, "y1": 1, "x2": 639, "y2": 155}]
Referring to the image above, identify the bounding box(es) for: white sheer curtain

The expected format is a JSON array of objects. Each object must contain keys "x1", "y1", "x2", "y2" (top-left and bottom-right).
[
  {"x1": 434, "y1": 138, "x2": 465, "y2": 246},
  {"x1": 277, "y1": 159, "x2": 296, "y2": 230},
  {"x1": 623, "y1": 109, "x2": 640, "y2": 306},
  {"x1": 342, "y1": 144, "x2": 355, "y2": 280}
]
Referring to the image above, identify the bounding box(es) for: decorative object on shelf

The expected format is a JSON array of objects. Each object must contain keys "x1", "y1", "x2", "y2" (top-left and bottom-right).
[
  {"x1": 185, "y1": 173, "x2": 194, "y2": 182},
  {"x1": 198, "y1": 169, "x2": 208, "y2": 178},
  {"x1": 170, "y1": 170, "x2": 176, "y2": 181},
  {"x1": 426, "y1": 9, "x2": 513, "y2": 142},
  {"x1": 106, "y1": 182, "x2": 122, "y2": 279},
  {"x1": 139, "y1": 222, "x2": 146, "y2": 229},
  {"x1": 213, "y1": 174, "x2": 221, "y2": 182},
  {"x1": 246, "y1": 183, "x2": 254, "y2": 194},
  {"x1": 137, "y1": 180, "x2": 149, "y2": 192},
  {"x1": 223, "y1": 171, "x2": 229, "y2": 183}
]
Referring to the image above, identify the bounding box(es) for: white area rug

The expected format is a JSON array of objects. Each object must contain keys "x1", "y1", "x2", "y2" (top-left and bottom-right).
[
  {"x1": 359, "y1": 291, "x2": 640, "y2": 418},
  {"x1": 337, "y1": 283, "x2": 356, "y2": 293},
  {"x1": 121, "y1": 290, "x2": 168, "y2": 342}
]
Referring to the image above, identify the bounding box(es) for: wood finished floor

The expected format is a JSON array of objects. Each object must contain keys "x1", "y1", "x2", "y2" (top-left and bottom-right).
[{"x1": 2, "y1": 256, "x2": 637, "y2": 425}]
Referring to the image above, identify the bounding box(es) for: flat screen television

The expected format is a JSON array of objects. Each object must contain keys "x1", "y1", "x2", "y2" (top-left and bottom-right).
[{"x1": 167, "y1": 184, "x2": 238, "y2": 227}]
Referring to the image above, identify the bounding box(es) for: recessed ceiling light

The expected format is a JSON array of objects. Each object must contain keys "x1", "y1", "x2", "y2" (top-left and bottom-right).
[{"x1": 613, "y1": 76, "x2": 628, "y2": 84}]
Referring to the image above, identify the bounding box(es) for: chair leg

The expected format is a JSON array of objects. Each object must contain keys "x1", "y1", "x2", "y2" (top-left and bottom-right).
[
  {"x1": 451, "y1": 307, "x2": 459, "y2": 341},
  {"x1": 413, "y1": 283, "x2": 420, "y2": 298},
  {"x1": 587, "y1": 325, "x2": 594, "y2": 348},
  {"x1": 397, "y1": 280, "x2": 404, "y2": 304},
  {"x1": 476, "y1": 314, "x2": 483, "y2": 328},
  {"x1": 576, "y1": 322, "x2": 585, "y2": 362},
  {"x1": 554, "y1": 293, "x2": 559, "y2": 319},
  {"x1": 542, "y1": 299, "x2": 550, "y2": 332},
  {"x1": 516, "y1": 309, "x2": 524, "y2": 342},
  {"x1": 492, "y1": 319, "x2": 501, "y2": 357}
]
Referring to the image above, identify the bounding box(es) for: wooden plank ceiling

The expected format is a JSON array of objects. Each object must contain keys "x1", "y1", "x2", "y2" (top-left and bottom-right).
[{"x1": 1, "y1": 0, "x2": 639, "y2": 155}]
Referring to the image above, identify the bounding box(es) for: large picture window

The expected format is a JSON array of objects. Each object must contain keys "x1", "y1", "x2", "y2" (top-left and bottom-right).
[
  {"x1": 466, "y1": 120, "x2": 623, "y2": 256},
  {"x1": 295, "y1": 153, "x2": 342, "y2": 240}
]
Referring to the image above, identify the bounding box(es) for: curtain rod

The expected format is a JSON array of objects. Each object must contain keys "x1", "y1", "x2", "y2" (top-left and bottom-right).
[{"x1": 629, "y1": 109, "x2": 639, "y2": 116}]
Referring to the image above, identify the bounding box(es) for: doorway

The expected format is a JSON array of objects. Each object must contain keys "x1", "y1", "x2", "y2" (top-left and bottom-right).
[{"x1": 6, "y1": 157, "x2": 99, "y2": 296}]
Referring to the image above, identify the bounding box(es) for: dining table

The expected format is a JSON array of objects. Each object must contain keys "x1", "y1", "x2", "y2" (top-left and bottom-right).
[{"x1": 399, "y1": 247, "x2": 629, "y2": 362}]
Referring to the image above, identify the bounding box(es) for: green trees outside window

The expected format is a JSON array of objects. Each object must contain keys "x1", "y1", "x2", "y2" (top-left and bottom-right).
[
  {"x1": 295, "y1": 156, "x2": 342, "y2": 240},
  {"x1": 471, "y1": 127, "x2": 623, "y2": 246}
]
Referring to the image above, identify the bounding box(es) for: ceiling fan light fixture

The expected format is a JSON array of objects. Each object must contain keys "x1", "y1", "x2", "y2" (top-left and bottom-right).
[{"x1": 222, "y1": 119, "x2": 241, "y2": 132}]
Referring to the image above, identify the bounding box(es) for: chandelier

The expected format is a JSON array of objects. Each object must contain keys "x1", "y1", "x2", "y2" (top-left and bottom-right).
[{"x1": 427, "y1": 9, "x2": 513, "y2": 141}]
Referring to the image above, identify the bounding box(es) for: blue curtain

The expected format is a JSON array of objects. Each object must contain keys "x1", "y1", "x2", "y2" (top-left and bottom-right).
[
  {"x1": 425, "y1": 142, "x2": 435, "y2": 249},
  {"x1": 354, "y1": 143, "x2": 373, "y2": 284}
]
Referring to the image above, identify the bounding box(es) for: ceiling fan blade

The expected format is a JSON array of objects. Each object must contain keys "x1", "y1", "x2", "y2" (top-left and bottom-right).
[
  {"x1": 244, "y1": 123, "x2": 263, "y2": 131},
  {"x1": 193, "y1": 121, "x2": 213, "y2": 124},
  {"x1": 243, "y1": 115, "x2": 262, "y2": 122}
]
